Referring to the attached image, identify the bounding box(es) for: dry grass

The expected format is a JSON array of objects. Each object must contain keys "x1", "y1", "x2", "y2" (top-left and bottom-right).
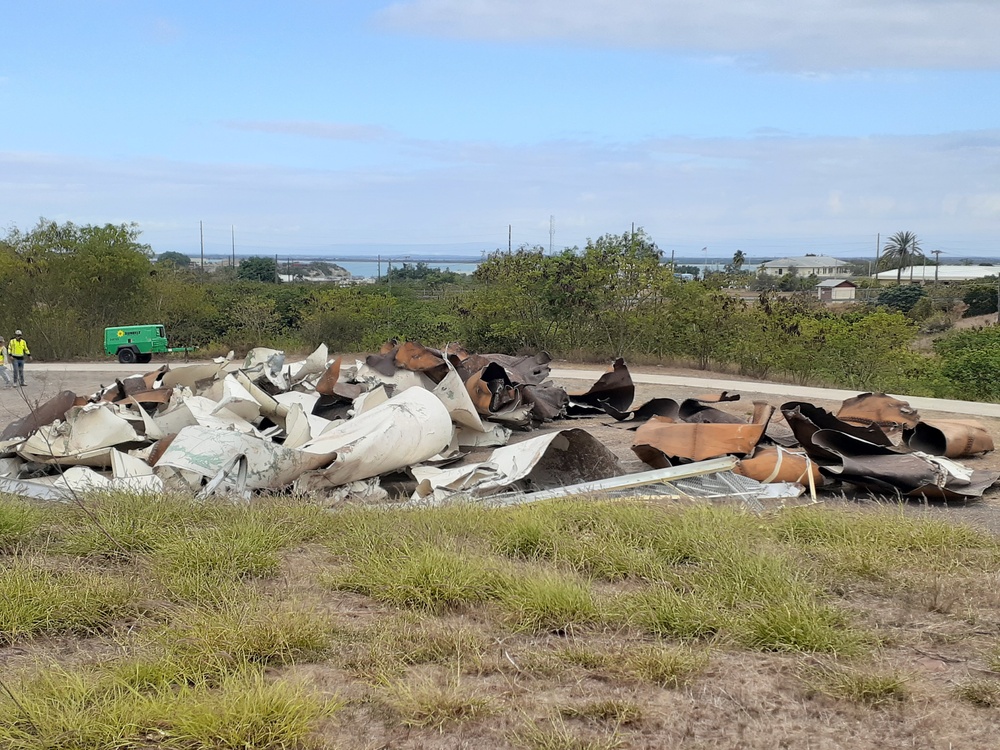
[{"x1": 2, "y1": 494, "x2": 1000, "y2": 748}]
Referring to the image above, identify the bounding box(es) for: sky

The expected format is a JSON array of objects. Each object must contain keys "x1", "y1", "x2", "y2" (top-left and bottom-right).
[{"x1": 1, "y1": 0, "x2": 999, "y2": 260}]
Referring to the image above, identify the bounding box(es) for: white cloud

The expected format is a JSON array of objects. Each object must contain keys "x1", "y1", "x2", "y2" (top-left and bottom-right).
[
  {"x1": 1, "y1": 129, "x2": 998, "y2": 254},
  {"x1": 377, "y1": 0, "x2": 1000, "y2": 71}
]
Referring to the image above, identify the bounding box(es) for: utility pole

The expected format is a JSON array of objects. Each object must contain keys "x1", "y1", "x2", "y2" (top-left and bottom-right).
[
  {"x1": 931, "y1": 249, "x2": 943, "y2": 286},
  {"x1": 549, "y1": 215, "x2": 554, "y2": 255},
  {"x1": 377, "y1": 254, "x2": 381, "y2": 281},
  {"x1": 231, "y1": 225, "x2": 235, "y2": 268},
  {"x1": 200, "y1": 221, "x2": 205, "y2": 273},
  {"x1": 874, "y1": 232, "x2": 880, "y2": 281},
  {"x1": 275, "y1": 254, "x2": 279, "y2": 282},
  {"x1": 508, "y1": 224, "x2": 511, "y2": 253}
]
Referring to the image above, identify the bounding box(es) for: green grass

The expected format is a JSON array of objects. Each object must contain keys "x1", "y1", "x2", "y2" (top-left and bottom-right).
[
  {"x1": 0, "y1": 665, "x2": 334, "y2": 750},
  {"x1": 806, "y1": 663, "x2": 909, "y2": 706},
  {"x1": 383, "y1": 673, "x2": 494, "y2": 731},
  {"x1": 0, "y1": 500, "x2": 48, "y2": 552},
  {"x1": 955, "y1": 679, "x2": 1000, "y2": 707},
  {"x1": 342, "y1": 615, "x2": 491, "y2": 682},
  {"x1": 326, "y1": 542, "x2": 509, "y2": 612},
  {"x1": 619, "y1": 644, "x2": 710, "y2": 688},
  {"x1": 511, "y1": 718, "x2": 628, "y2": 750},
  {"x1": 0, "y1": 560, "x2": 137, "y2": 644},
  {"x1": 557, "y1": 699, "x2": 643, "y2": 725},
  {"x1": 499, "y1": 570, "x2": 600, "y2": 634}
]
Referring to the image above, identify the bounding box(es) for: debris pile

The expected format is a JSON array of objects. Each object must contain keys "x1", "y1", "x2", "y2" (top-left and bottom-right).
[{"x1": 0, "y1": 342, "x2": 996, "y2": 505}]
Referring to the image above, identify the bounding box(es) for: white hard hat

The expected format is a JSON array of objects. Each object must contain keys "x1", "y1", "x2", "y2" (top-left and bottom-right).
[{"x1": 14, "y1": 330, "x2": 21, "y2": 335}]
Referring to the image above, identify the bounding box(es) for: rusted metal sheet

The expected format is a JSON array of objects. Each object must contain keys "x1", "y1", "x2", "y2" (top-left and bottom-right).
[
  {"x1": 810, "y1": 429, "x2": 999, "y2": 500},
  {"x1": 566, "y1": 358, "x2": 634, "y2": 416},
  {"x1": 735, "y1": 446, "x2": 825, "y2": 486},
  {"x1": 632, "y1": 418, "x2": 767, "y2": 466},
  {"x1": 837, "y1": 392, "x2": 920, "y2": 433},
  {"x1": 0, "y1": 390, "x2": 77, "y2": 442},
  {"x1": 903, "y1": 419, "x2": 994, "y2": 458}
]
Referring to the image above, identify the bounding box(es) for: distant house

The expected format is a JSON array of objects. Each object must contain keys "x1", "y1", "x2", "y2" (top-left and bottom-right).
[
  {"x1": 817, "y1": 279, "x2": 856, "y2": 302},
  {"x1": 871, "y1": 265, "x2": 1000, "y2": 284},
  {"x1": 758, "y1": 255, "x2": 851, "y2": 278}
]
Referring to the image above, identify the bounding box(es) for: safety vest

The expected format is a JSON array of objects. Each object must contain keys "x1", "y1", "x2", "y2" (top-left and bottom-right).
[
  {"x1": 8, "y1": 339, "x2": 29, "y2": 357},
  {"x1": 0, "y1": 348, "x2": 5, "y2": 364}
]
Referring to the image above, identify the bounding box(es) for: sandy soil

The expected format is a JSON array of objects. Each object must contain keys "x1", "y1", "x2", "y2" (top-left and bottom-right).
[{"x1": 3, "y1": 357, "x2": 1000, "y2": 534}]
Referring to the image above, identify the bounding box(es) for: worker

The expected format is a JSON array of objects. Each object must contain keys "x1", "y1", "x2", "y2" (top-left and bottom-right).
[
  {"x1": 8, "y1": 330, "x2": 29, "y2": 387},
  {"x1": 0, "y1": 338, "x2": 11, "y2": 387}
]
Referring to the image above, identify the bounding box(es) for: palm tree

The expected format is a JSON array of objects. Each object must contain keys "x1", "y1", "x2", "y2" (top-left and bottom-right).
[{"x1": 880, "y1": 231, "x2": 923, "y2": 285}]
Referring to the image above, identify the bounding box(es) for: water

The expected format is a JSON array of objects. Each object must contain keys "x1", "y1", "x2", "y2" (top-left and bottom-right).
[{"x1": 332, "y1": 261, "x2": 481, "y2": 279}]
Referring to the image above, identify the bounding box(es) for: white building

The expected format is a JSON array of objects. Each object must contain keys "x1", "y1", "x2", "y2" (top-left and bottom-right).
[
  {"x1": 817, "y1": 279, "x2": 856, "y2": 302},
  {"x1": 758, "y1": 255, "x2": 851, "y2": 278},
  {"x1": 871, "y1": 265, "x2": 1000, "y2": 284}
]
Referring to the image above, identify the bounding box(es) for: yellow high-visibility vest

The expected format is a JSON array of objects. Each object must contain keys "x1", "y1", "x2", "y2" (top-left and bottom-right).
[{"x1": 8, "y1": 339, "x2": 29, "y2": 357}]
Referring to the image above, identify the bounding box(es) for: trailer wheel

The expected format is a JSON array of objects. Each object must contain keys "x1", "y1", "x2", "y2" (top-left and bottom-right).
[
  {"x1": 118, "y1": 347, "x2": 137, "y2": 364},
  {"x1": 137, "y1": 353, "x2": 152, "y2": 364}
]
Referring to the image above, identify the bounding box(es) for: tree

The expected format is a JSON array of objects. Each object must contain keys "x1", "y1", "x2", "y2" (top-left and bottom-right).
[
  {"x1": 876, "y1": 284, "x2": 926, "y2": 313},
  {"x1": 156, "y1": 251, "x2": 191, "y2": 267},
  {"x1": 730, "y1": 249, "x2": 746, "y2": 272},
  {"x1": 880, "y1": 231, "x2": 923, "y2": 285},
  {"x1": 237, "y1": 256, "x2": 279, "y2": 283}
]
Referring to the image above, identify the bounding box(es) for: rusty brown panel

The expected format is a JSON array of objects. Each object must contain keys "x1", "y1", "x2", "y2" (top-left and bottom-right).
[
  {"x1": 465, "y1": 367, "x2": 498, "y2": 415},
  {"x1": 315, "y1": 357, "x2": 343, "y2": 397},
  {"x1": 903, "y1": 419, "x2": 994, "y2": 458},
  {"x1": 837, "y1": 392, "x2": 920, "y2": 433},
  {"x1": 677, "y1": 400, "x2": 745, "y2": 424},
  {"x1": 0, "y1": 390, "x2": 77, "y2": 441},
  {"x1": 735, "y1": 446, "x2": 825, "y2": 485},
  {"x1": 393, "y1": 341, "x2": 449, "y2": 382},
  {"x1": 521, "y1": 382, "x2": 569, "y2": 421},
  {"x1": 567, "y1": 358, "x2": 634, "y2": 414},
  {"x1": 692, "y1": 391, "x2": 741, "y2": 403},
  {"x1": 632, "y1": 418, "x2": 766, "y2": 464},
  {"x1": 142, "y1": 365, "x2": 170, "y2": 390},
  {"x1": 781, "y1": 401, "x2": 893, "y2": 465},
  {"x1": 147, "y1": 433, "x2": 178, "y2": 466},
  {"x1": 811, "y1": 428, "x2": 999, "y2": 500}
]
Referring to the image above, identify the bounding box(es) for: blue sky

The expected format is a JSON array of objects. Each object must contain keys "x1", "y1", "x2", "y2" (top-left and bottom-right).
[{"x1": 2, "y1": 1, "x2": 998, "y2": 259}]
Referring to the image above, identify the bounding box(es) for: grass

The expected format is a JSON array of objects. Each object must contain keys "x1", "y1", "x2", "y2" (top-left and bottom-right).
[
  {"x1": 383, "y1": 672, "x2": 495, "y2": 731},
  {"x1": 0, "y1": 665, "x2": 334, "y2": 750},
  {"x1": 0, "y1": 559, "x2": 137, "y2": 644},
  {"x1": 805, "y1": 663, "x2": 910, "y2": 707},
  {"x1": 557, "y1": 699, "x2": 643, "y2": 725},
  {"x1": 511, "y1": 718, "x2": 628, "y2": 750},
  {"x1": 618, "y1": 644, "x2": 710, "y2": 688},
  {"x1": 0, "y1": 500, "x2": 48, "y2": 552},
  {"x1": 955, "y1": 679, "x2": 1000, "y2": 707},
  {"x1": 2, "y1": 494, "x2": 1000, "y2": 747}
]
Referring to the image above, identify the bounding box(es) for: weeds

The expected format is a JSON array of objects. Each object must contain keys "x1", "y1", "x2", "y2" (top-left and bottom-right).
[
  {"x1": 0, "y1": 500, "x2": 47, "y2": 552},
  {"x1": 805, "y1": 662, "x2": 909, "y2": 706},
  {"x1": 384, "y1": 672, "x2": 494, "y2": 731},
  {"x1": 558, "y1": 699, "x2": 643, "y2": 725},
  {"x1": 955, "y1": 679, "x2": 1000, "y2": 707},
  {"x1": 511, "y1": 717, "x2": 628, "y2": 750},
  {"x1": 619, "y1": 644, "x2": 709, "y2": 688},
  {"x1": 0, "y1": 665, "x2": 333, "y2": 749},
  {"x1": 0, "y1": 560, "x2": 137, "y2": 644}
]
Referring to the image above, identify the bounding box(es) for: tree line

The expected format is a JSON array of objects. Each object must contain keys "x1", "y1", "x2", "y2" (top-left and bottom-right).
[{"x1": 2, "y1": 219, "x2": 998, "y2": 401}]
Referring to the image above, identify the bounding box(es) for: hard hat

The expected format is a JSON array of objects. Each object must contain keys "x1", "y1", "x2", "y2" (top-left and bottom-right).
[{"x1": 14, "y1": 330, "x2": 21, "y2": 335}]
